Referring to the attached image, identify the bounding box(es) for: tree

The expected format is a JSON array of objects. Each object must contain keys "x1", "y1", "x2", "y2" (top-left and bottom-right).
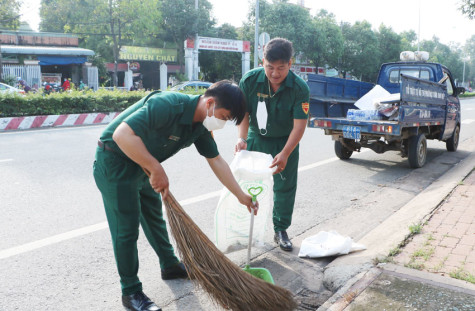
[
  {"x1": 40, "y1": 0, "x2": 161, "y2": 86},
  {"x1": 309, "y1": 10, "x2": 343, "y2": 71},
  {"x1": 0, "y1": 0, "x2": 21, "y2": 81},
  {"x1": 459, "y1": 0, "x2": 475, "y2": 19},
  {"x1": 339, "y1": 21, "x2": 380, "y2": 82},
  {"x1": 199, "y1": 23, "x2": 242, "y2": 82},
  {"x1": 159, "y1": 0, "x2": 215, "y2": 73},
  {"x1": 376, "y1": 24, "x2": 402, "y2": 65},
  {"x1": 0, "y1": 0, "x2": 20, "y2": 29},
  {"x1": 400, "y1": 30, "x2": 418, "y2": 52}
]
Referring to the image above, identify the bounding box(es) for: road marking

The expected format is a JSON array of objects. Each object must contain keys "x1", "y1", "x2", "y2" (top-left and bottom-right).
[
  {"x1": 0, "y1": 159, "x2": 13, "y2": 163},
  {"x1": 0, "y1": 155, "x2": 346, "y2": 259},
  {"x1": 462, "y1": 119, "x2": 475, "y2": 124},
  {"x1": 0, "y1": 222, "x2": 109, "y2": 260}
]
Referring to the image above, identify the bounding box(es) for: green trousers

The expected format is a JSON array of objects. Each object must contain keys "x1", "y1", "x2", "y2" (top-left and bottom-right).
[
  {"x1": 247, "y1": 133, "x2": 299, "y2": 232},
  {"x1": 93, "y1": 148, "x2": 179, "y2": 295}
]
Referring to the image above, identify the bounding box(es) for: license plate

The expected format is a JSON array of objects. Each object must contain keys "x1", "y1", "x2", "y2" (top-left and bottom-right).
[{"x1": 343, "y1": 126, "x2": 361, "y2": 140}]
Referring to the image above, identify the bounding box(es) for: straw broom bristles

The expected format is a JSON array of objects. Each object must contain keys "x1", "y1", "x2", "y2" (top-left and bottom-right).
[{"x1": 164, "y1": 192, "x2": 297, "y2": 311}]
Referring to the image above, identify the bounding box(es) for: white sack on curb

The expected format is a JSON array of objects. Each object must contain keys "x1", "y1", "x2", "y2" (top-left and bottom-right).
[{"x1": 298, "y1": 231, "x2": 366, "y2": 258}]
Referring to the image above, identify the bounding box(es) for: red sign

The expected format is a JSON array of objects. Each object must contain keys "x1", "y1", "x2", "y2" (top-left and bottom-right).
[{"x1": 129, "y1": 62, "x2": 140, "y2": 71}]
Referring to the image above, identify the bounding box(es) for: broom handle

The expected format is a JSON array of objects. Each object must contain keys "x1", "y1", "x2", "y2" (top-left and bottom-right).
[{"x1": 247, "y1": 204, "x2": 255, "y2": 267}]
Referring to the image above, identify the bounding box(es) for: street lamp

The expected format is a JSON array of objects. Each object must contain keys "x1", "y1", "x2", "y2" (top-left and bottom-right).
[
  {"x1": 254, "y1": 0, "x2": 259, "y2": 68},
  {"x1": 462, "y1": 56, "x2": 469, "y2": 86}
]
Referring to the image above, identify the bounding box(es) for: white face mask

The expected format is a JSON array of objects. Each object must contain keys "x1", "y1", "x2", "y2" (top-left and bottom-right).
[
  {"x1": 203, "y1": 104, "x2": 227, "y2": 131},
  {"x1": 256, "y1": 100, "x2": 268, "y2": 135}
]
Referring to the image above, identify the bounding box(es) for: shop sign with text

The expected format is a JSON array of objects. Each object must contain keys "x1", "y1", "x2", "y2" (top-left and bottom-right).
[
  {"x1": 197, "y1": 37, "x2": 251, "y2": 52},
  {"x1": 119, "y1": 46, "x2": 177, "y2": 62}
]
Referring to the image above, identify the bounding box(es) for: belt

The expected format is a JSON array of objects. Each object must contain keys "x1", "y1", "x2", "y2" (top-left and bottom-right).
[{"x1": 97, "y1": 140, "x2": 116, "y2": 153}]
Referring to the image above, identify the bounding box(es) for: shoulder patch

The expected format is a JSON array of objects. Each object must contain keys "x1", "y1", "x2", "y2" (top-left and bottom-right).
[{"x1": 302, "y1": 102, "x2": 309, "y2": 114}]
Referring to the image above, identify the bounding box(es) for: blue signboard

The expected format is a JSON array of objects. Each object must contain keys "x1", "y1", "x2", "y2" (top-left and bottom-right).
[{"x1": 401, "y1": 75, "x2": 446, "y2": 106}]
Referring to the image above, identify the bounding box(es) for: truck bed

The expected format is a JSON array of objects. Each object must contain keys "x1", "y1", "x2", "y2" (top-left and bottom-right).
[{"x1": 307, "y1": 74, "x2": 448, "y2": 137}]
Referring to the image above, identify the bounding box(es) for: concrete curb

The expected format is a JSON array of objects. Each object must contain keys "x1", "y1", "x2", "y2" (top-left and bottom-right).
[
  {"x1": 321, "y1": 147, "x2": 475, "y2": 293},
  {"x1": 0, "y1": 112, "x2": 119, "y2": 131}
]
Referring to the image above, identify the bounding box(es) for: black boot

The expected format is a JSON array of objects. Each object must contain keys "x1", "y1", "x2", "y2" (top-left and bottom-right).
[
  {"x1": 274, "y1": 231, "x2": 293, "y2": 251},
  {"x1": 161, "y1": 262, "x2": 189, "y2": 280},
  {"x1": 122, "y1": 291, "x2": 161, "y2": 311}
]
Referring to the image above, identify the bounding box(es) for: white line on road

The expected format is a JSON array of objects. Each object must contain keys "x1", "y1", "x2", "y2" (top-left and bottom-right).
[
  {"x1": 0, "y1": 155, "x2": 343, "y2": 260},
  {"x1": 462, "y1": 119, "x2": 475, "y2": 124},
  {"x1": 0, "y1": 159, "x2": 13, "y2": 163}
]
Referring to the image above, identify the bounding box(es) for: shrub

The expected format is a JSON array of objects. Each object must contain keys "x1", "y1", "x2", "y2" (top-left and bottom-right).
[{"x1": 0, "y1": 87, "x2": 207, "y2": 118}]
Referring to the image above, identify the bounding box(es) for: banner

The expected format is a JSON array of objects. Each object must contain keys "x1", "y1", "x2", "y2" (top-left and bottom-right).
[
  {"x1": 197, "y1": 37, "x2": 251, "y2": 53},
  {"x1": 119, "y1": 46, "x2": 177, "y2": 62}
]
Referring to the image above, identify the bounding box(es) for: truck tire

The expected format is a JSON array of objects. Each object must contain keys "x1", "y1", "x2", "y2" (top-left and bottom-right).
[
  {"x1": 446, "y1": 125, "x2": 459, "y2": 152},
  {"x1": 335, "y1": 140, "x2": 353, "y2": 160},
  {"x1": 408, "y1": 134, "x2": 427, "y2": 168}
]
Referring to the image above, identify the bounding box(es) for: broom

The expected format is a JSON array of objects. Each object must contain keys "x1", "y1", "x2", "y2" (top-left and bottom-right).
[{"x1": 163, "y1": 191, "x2": 297, "y2": 311}]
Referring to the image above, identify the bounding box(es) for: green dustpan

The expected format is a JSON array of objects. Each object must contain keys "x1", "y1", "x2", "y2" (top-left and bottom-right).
[{"x1": 243, "y1": 187, "x2": 275, "y2": 284}]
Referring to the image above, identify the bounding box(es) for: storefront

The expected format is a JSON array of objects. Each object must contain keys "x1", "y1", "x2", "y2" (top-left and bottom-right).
[
  {"x1": 0, "y1": 30, "x2": 97, "y2": 89},
  {"x1": 106, "y1": 45, "x2": 179, "y2": 90}
]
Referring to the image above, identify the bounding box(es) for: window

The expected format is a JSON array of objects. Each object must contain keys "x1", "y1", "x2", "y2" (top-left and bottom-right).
[
  {"x1": 442, "y1": 72, "x2": 454, "y2": 95},
  {"x1": 388, "y1": 68, "x2": 431, "y2": 83}
]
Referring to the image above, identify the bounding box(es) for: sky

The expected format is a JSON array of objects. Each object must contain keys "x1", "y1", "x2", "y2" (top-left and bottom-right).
[{"x1": 20, "y1": 0, "x2": 474, "y2": 46}]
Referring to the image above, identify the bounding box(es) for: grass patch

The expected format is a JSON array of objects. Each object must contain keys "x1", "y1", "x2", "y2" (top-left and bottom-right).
[
  {"x1": 409, "y1": 223, "x2": 422, "y2": 234},
  {"x1": 411, "y1": 247, "x2": 434, "y2": 261},
  {"x1": 450, "y1": 268, "x2": 475, "y2": 284},
  {"x1": 405, "y1": 261, "x2": 425, "y2": 270}
]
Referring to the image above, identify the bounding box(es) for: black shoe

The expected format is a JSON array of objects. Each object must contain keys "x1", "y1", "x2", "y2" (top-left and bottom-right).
[
  {"x1": 122, "y1": 291, "x2": 161, "y2": 311},
  {"x1": 274, "y1": 231, "x2": 293, "y2": 251},
  {"x1": 161, "y1": 262, "x2": 188, "y2": 280}
]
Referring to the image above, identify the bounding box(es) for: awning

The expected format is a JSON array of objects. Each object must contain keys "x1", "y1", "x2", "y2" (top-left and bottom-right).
[
  {"x1": 38, "y1": 55, "x2": 87, "y2": 65},
  {"x1": 0, "y1": 45, "x2": 95, "y2": 56}
]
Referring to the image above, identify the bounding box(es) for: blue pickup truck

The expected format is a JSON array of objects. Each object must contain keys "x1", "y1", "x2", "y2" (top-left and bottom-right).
[{"x1": 307, "y1": 61, "x2": 465, "y2": 168}]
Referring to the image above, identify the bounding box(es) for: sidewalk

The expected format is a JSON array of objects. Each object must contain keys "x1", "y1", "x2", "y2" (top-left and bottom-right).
[{"x1": 318, "y1": 158, "x2": 475, "y2": 310}]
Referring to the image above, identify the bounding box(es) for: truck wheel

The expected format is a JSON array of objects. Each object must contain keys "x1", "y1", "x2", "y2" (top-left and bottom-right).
[
  {"x1": 408, "y1": 134, "x2": 427, "y2": 168},
  {"x1": 335, "y1": 140, "x2": 353, "y2": 160},
  {"x1": 446, "y1": 125, "x2": 459, "y2": 152}
]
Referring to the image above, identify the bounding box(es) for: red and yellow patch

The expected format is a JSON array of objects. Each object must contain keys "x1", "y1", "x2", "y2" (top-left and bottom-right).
[{"x1": 302, "y1": 102, "x2": 309, "y2": 115}]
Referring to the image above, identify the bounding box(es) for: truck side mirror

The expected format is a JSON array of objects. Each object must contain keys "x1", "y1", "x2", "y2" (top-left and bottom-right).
[{"x1": 456, "y1": 87, "x2": 466, "y2": 96}]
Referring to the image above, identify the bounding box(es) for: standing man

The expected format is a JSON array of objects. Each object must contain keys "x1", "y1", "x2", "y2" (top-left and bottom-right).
[
  {"x1": 235, "y1": 38, "x2": 310, "y2": 252},
  {"x1": 94, "y1": 81, "x2": 257, "y2": 311}
]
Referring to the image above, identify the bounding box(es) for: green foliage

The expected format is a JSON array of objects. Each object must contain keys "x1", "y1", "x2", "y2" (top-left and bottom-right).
[
  {"x1": 159, "y1": 0, "x2": 215, "y2": 69},
  {"x1": 409, "y1": 223, "x2": 422, "y2": 234},
  {"x1": 0, "y1": 89, "x2": 147, "y2": 117},
  {"x1": 339, "y1": 21, "x2": 381, "y2": 82},
  {"x1": 0, "y1": 0, "x2": 21, "y2": 29},
  {"x1": 450, "y1": 268, "x2": 475, "y2": 284},
  {"x1": 199, "y1": 24, "x2": 242, "y2": 81},
  {"x1": 459, "y1": 0, "x2": 475, "y2": 19}
]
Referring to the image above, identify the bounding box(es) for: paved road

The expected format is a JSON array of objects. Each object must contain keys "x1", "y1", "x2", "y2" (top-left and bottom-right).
[{"x1": 0, "y1": 98, "x2": 474, "y2": 310}]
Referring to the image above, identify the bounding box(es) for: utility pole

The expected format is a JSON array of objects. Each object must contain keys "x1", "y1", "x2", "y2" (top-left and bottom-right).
[
  {"x1": 193, "y1": 0, "x2": 199, "y2": 80},
  {"x1": 254, "y1": 0, "x2": 259, "y2": 68}
]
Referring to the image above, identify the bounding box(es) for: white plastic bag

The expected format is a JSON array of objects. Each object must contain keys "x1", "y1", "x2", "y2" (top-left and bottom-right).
[
  {"x1": 355, "y1": 85, "x2": 390, "y2": 110},
  {"x1": 298, "y1": 231, "x2": 366, "y2": 258},
  {"x1": 214, "y1": 150, "x2": 274, "y2": 253}
]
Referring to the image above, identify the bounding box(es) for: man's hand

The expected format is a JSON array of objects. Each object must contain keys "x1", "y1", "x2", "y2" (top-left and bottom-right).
[
  {"x1": 234, "y1": 138, "x2": 247, "y2": 154},
  {"x1": 239, "y1": 193, "x2": 259, "y2": 215},
  {"x1": 270, "y1": 151, "x2": 289, "y2": 175},
  {"x1": 149, "y1": 165, "x2": 169, "y2": 200}
]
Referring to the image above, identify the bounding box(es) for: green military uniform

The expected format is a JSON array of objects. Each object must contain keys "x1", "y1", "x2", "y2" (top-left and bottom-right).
[
  {"x1": 239, "y1": 68, "x2": 310, "y2": 232},
  {"x1": 93, "y1": 91, "x2": 219, "y2": 295}
]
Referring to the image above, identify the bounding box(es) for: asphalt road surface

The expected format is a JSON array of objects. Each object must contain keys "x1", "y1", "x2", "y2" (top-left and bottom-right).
[{"x1": 1, "y1": 97, "x2": 474, "y2": 310}]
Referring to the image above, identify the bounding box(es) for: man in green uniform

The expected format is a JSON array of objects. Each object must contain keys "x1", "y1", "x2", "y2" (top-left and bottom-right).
[
  {"x1": 236, "y1": 38, "x2": 310, "y2": 252},
  {"x1": 94, "y1": 81, "x2": 256, "y2": 311}
]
